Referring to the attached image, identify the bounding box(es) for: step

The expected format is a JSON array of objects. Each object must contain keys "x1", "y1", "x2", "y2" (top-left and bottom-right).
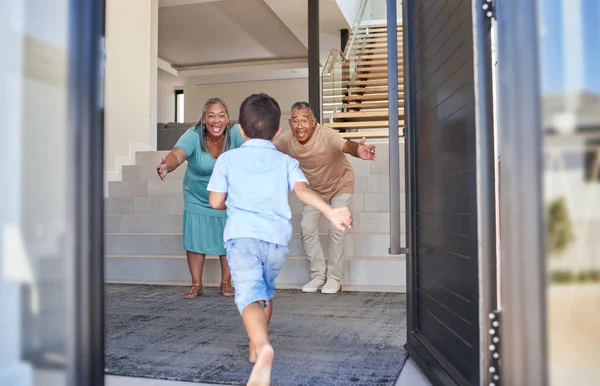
[
  {"x1": 363, "y1": 42, "x2": 402, "y2": 48},
  {"x1": 359, "y1": 49, "x2": 404, "y2": 55},
  {"x1": 354, "y1": 36, "x2": 403, "y2": 43},
  {"x1": 343, "y1": 93, "x2": 404, "y2": 102},
  {"x1": 135, "y1": 150, "x2": 170, "y2": 166},
  {"x1": 105, "y1": 214, "x2": 184, "y2": 233},
  {"x1": 106, "y1": 209, "x2": 404, "y2": 235},
  {"x1": 332, "y1": 110, "x2": 404, "y2": 120},
  {"x1": 343, "y1": 79, "x2": 391, "y2": 87},
  {"x1": 356, "y1": 65, "x2": 403, "y2": 72},
  {"x1": 353, "y1": 65, "x2": 404, "y2": 73},
  {"x1": 356, "y1": 55, "x2": 404, "y2": 67},
  {"x1": 355, "y1": 32, "x2": 402, "y2": 38},
  {"x1": 105, "y1": 232, "x2": 406, "y2": 258},
  {"x1": 349, "y1": 86, "x2": 398, "y2": 94},
  {"x1": 325, "y1": 120, "x2": 404, "y2": 129},
  {"x1": 355, "y1": 72, "x2": 394, "y2": 80},
  {"x1": 359, "y1": 24, "x2": 403, "y2": 29},
  {"x1": 105, "y1": 254, "x2": 406, "y2": 290},
  {"x1": 341, "y1": 72, "x2": 405, "y2": 81},
  {"x1": 105, "y1": 196, "x2": 184, "y2": 215},
  {"x1": 108, "y1": 179, "x2": 184, "y2": 198},
  {"x1": 122, "y1": 164, "x2": 186, "y2": 181},
  {"x1": 346, "y1": 101, "x2": 405, "y2": 110},
  {"x1": 340, "y1": 131, "x2": 397, "y2": 140},
  {"x1": 354, "y1": 36, "x2": 403, "y2": 44}
]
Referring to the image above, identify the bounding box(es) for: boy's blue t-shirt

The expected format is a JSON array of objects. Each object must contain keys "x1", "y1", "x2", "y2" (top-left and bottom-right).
[{"x1": 207, "y1": 139, "x2": 308, "y2": 246}]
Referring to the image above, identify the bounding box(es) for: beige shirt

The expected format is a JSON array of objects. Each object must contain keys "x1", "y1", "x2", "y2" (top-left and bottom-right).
[{"x1": 275, "y1": 124, "x2": 354, "y2": 202}]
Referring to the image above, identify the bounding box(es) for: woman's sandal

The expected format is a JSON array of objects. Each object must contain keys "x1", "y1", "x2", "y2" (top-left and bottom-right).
[
  {"x1": 183, "y1": 283, "x2": 204, "y2": 299},
  {"x1": 220, "y1": 282, "x2": 235, "y2": 297}
]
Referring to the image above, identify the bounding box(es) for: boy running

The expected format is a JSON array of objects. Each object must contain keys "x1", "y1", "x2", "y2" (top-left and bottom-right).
[{"x1": 207, "y1": 93, "x2": 352, "y2": 385}]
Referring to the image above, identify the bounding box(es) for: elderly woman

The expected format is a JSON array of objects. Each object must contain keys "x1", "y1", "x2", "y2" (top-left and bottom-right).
[{"x1": 157, "y1": 97, "x2": 244, "y2": 298}]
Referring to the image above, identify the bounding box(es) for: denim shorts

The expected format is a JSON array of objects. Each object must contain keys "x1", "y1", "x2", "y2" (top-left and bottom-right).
[{"x1": 225, "y1": 238, "x2": 288, "y2": 314}]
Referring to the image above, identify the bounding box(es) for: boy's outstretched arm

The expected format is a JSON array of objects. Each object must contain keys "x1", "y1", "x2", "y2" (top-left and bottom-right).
[
  {"x1": 209, "y1": 191, "x2": 227, "y2": 210},
  {"x1": 293, "y1": 182, "x2": 352, "y2": 231}
]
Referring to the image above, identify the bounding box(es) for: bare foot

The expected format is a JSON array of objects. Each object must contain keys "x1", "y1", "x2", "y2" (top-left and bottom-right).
[
  {"x1": 247, "y1": 344, "x2": 274, "y2": 386},
  {"x1": 249, "y1": 341, "x2": 257, "y2": 364}
]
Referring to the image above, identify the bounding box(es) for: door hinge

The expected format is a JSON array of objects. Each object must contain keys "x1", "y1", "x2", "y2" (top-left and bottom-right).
[
  {"x1": 488, "y1": 310, "x2": 501, "y2": 385},
  {"x1": 483, "y1": 0, "x2": 495, "y2": 20}
]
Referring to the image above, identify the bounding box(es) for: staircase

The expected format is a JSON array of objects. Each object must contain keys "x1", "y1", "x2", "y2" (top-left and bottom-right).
[
  {"x1": 322, "y1": 23, "x2": 404, "y2": 140},
  {"x1": 104, "y1": 145, "x2": 406, "y2": 291}
]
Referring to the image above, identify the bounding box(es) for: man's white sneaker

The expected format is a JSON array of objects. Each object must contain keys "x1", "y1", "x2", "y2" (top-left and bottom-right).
[
  {"x1": 302, "y1": 278, "x2": 326, "y2": 293},
  {"x1": 321, "y1": 278, "x2": 341, "y2": 294}
]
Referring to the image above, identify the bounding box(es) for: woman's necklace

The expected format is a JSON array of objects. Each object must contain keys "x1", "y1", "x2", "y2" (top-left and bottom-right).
[{"x1": 206, "y1": 129, "x2": 224, "y2": 145}]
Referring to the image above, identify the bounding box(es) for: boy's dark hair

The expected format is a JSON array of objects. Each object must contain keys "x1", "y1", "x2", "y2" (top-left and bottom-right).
[{"x1": 239, "y1": 93, "x2": 281, "y2": 140}]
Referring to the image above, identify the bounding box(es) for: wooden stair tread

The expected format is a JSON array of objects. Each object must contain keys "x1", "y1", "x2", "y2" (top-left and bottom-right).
[
  {"x1": 356, "y1": 54, "x2": 403, "y2": 66},
  {"x1": 343, "y1": 94, "x2": 403, "y2": 102},
  {"x1": 340, "y1": 131, "x2": 400, "y2": 139},
  {"x1": 362, "y1": 43, "x2": 402, "y2": 49},
  {"x1": 332, "y1": 110, "x2": 404, "y2": 119},
  {"x1": 344, "y1": 63, "x2": 402, "y2": 69},
  {"x1": 357, "y1": 66, "x2": 404, "y2": 73},
  {"x1": 351, "y1": 52, "x2": 404, "y2": 62},
  {"x1": 343, "y1": 79, "x2": 390, "y2": 86},
  {"x1": 341, "y1": 69, "x2": 404, "y2": 77},
  {"x1": 324, "y1": 120, "x2": 404, "y2": 128},
  {"x1": 355, "y1": 35, "x2": 402, "y2": 40},
  {"x1": 356, "y1": 30, "x2": 402, "y2": 35},
  {"x1": 346, "y1": 101, "x2": 404, "y2": 109},
  {"x1": 355, "y1": 73, "x2": 395, "y2": 79},
  {"x1": 359, "y1": 24, "x2": 403, "y2": 29},
  {"x1": 354, "y1": 37, "x2": 402, "y2": 43},
  {"x1": 350, "y1": 86, "x2": 403, "y2": 94},
  {"x1": 359, "y1": 49, "x2": 403, "y2": 54}
]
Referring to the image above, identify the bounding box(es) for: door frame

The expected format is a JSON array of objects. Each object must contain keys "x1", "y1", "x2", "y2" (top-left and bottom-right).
[{"x1": 67, "y1": 0, "x2": 106, "y2": 385}]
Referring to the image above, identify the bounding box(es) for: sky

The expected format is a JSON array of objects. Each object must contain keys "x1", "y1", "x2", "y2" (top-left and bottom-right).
[{"x1": 540, "y1": 0, "x2": 600, "y2": 94}]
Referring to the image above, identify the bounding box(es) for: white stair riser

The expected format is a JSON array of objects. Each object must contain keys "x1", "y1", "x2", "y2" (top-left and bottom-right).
[
  {"x1": 127, "y1": 146, "x2": 398, "y2": 177},
  {"x1": 105, "y1": 212, "x2": 406, "y2": 235},
  {"x1": 135, "y1": 150, "x2": 170, "y2": 166},
  {"x1": 105, "y1": 191, "x2": 403, "y2": 215},
  {"x1": 105, "y1": 233, "x2": 406, "y2": 258},
  {"x1": 105, "y1": 256, "x2": 406, "y2": 289},
  {"x1": 122, "y1": 164, "x2": 186, "y2": 181}
]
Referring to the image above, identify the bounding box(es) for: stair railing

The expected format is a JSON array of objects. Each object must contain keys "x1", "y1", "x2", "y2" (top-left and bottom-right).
[
  {"x1": 321, "y1": 48, "x2": 346, "y2": 123},
  {"x1": 321, "y1": 0, "x2": 372, "y2": 121}
]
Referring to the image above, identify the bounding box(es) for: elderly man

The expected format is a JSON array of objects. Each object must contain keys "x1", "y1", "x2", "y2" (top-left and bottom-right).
[{"x1": 274, "y1": 101, "x2": 376, "y2": 294}]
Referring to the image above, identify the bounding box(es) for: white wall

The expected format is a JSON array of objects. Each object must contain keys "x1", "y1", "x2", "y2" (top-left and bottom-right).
[
  {"x1": 157, "y1": 81, "x2": 175, "y2": 123},
  {"x1": 336, "y1": 0, "x2": 362, "y2": 26},
  {"x1": 184, "y1": 78, "x2": 309, "y2": 131},
  {"x1": 369, "y1": 0, "x2": 387, "y2": 21},
  {"x1": 104, "y1": 0, "x2": 158, "y2": 184}
]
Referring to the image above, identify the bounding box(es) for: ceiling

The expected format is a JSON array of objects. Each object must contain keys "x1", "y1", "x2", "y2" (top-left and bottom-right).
[
  {"x1": 158, "y1": 0, "x2": 307, "y2": 67},
  {"x1": 157, "y1": 0, "x2": 350, "y2": 85}
]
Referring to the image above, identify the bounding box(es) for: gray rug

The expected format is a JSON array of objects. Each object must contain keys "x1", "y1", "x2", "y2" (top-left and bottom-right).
[{"x1": 105, "y1": 284, "x2": 408, "y2": 386}]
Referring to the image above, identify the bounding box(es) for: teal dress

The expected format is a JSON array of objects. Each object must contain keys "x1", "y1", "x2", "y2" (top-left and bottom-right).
[{"x1": 174, "y1": 125, "x2": 245, "y2": 255}]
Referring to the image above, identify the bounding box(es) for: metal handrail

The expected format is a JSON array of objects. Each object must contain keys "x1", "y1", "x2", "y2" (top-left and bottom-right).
[
  {"x1": 321, "y1": 0, "x2": 371, "y2": 119},
  {"x1": 323, "y1": 48, "x2": 345, "y2": 75},
  {"x1": 344, "y1": 0, "x2": 370, "y2": 61}
]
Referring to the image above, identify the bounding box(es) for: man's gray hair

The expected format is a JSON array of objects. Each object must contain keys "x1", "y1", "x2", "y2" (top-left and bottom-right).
[{"x1": 290, "y1": 101, "x2": 314, "y2": 117}]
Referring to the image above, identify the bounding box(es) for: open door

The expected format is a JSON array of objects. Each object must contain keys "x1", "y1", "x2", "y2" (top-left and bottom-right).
[{"x1": 402, "y1": 0, "x2": 497, "y2": 384}]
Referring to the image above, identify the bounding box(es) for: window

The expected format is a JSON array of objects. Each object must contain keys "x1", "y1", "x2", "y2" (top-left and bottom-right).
[{"x1": 175, "y1": 90, "x2": 184, "y2": 123}]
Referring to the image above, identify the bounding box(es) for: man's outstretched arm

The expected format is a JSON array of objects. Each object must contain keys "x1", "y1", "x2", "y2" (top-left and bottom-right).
[{"x1": 342, "y1": 137, "x2": 377, "y2": 160}]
